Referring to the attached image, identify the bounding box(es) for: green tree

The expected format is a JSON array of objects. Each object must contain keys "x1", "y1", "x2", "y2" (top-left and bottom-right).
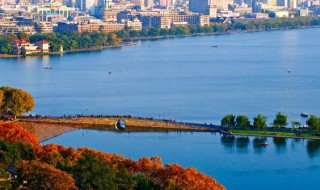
[
  {"x1": 0, "y1": 87, "x2": 34, "y2": 118},
  {"x1": 253, "y1": 114, "x2": 267, "y2": 129},
  {"x1": 221, "y1": 114, "x2": 236, "y2": 127},
  {"x1": 70, "y1": 153, "x2": 118, "y2": 190},
  {"x1": 273, "y1": 112, "x2": 288, "y2": 128},
  {"x1": 306, "y1": 115, "x2": 319, "y2": 131},
  {"x1": 291, "y1": 121, "x2": 301, "y2": 128},
  {"x1": 236, "y1": 115, "x2": 250, "y2": 129}
]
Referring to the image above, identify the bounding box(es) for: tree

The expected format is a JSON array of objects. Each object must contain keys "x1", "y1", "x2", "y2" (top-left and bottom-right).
[
  {"x1": 0, "y1": 90, "x2": 3, "y2": 108},
  {"x1": 0, "y1": 122, "x2": 39, "y2": 149},
  {"x1": 0, "y1": 87, "x2": 34, "y2": 118},
  {"x1": 307, "y1": 115, "x2": 319, "y2": 131},
  {"x1": 291, "y1": 121, "x2": 301, "y2": 128},
  {"x1": 236, "y1": 115, "x2": 250, "y2": 129},
  {"x1": 273, "y1": 112, "x2": 288, "y2": 128},
  {"x1": 16, "y1": 160, "x2": 77, "y2": 190},
  {"x1": 253, "y1": 114, "x2": 267, "y2": 129},
  {"x1": 71, "y1": 153, "x2": 118, "y2": 190},
  {"x1": 221, "y1": 114, "x2": 235, "y2": 127}
]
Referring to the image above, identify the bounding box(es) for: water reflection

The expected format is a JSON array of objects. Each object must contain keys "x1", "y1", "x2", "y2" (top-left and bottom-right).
[
  {"x1": 253, "y1": 137, "x2": 268, "y2": 154},
  {"x1": 273, "y1": 137, "x2": 288, "y2": 154},
  {"x1": 236, "y1": 136, "x2": 250, "y2": 153},
  {"x1": 307, "y1": 140, "x2": 320, "y2": 157},
  {"x1": 220, "y1": 135, "x2": 235, "y2": 147}
]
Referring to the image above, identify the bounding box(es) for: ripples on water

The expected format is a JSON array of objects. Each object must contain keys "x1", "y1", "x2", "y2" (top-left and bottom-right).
[{"x1": 1, "y1": 28, "x2": 320, "y2": 124}]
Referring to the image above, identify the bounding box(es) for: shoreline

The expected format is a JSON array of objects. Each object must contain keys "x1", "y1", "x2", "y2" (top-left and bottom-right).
[
  {"x1": 1, "y1": 25, "x2": 319, "y2": 58},
  {"x1": 18, "y1": 117, "x2": 320, "y2": 141},
  {"x1": 230, "y1": 132, "x2": 320, "y2": 140}
]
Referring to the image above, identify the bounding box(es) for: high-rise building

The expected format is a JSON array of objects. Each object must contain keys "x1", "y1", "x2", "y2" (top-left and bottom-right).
[
  {"x1": 189, "y1": 0, "x2": 209, "y2": 14},
  {"x1": 159, "y1": 0, "x2": 173, "y2": 6},
  {"x1": 132, "y1": 0, "x2": 144, "y2": 6},
  {"x1": 267, "y1": 0, "x2": 277, "y2": 6},
  {"x1": 289, "y1": 0, "x2": 297, "y2": 8},
  {"x1": 144, "y1": 0, "x2": 153, "y2": 7},
  {"x1": 210, "y1": 0, "x2": 229, "y2": 10}
]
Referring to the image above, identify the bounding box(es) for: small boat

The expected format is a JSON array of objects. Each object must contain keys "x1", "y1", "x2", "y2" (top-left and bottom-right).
[
  {"x1": 261, "y1": 142, "x2": 269, "y2": 146},
  {"x1": 211, "y1": 45, "x2": 218, "y2": 47},
  {"x1": 301, "y1": 112, "x2": 309, "y2": 117},
  {"x1": 44, "y1": 66, "x2": 52, "y2": 70},
  {"x1": 126, "y1": 42, "x2": 136, "y2": 46}
]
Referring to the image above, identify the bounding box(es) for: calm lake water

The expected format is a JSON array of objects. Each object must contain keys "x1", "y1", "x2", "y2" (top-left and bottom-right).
[
  {"x1": 1, "y1": 28, "x2": 320, "y2": 189},
  {"x1": 44, "y1": 129, "x2": 320, "y2": 190},
  {"x1": 1, "y1": 28, "x2": 320, "y2": 124}
]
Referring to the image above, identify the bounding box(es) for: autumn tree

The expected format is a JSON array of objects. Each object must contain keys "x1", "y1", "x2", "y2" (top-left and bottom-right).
[
  {"x1": 0, "y1": 87, "x2": 34, "y2": 118},
  {"x1": 16, "y1": 160, "x2": 77, "y2": 190},
  {"x1": 0, "y1": 122, "x2": 39, "y2": 149},
  {"x1": 0, "y1": 89, "x2": 3, "y2": 108},
  {"x1": 253, "y1": 114, "x2": 267, "y2": 129},
  {"x1": 221, "y1": 114, "x2": 236, "y2": 127},
  {"x1": 273, "y1": 112, "x2": 288, "y2": 128}
]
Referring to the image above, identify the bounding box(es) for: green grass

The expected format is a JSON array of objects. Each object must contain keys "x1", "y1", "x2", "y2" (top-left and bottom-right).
[{"x1": 231, "y1": 130, "x2": 296, "y2": 137}]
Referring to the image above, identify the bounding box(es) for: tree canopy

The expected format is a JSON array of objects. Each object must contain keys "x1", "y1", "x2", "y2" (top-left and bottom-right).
[
  {"x1": 236, "y1": 115, "x2": 250, "y2": 129},
  {"x1": 221, "y1": 114, "x2": 236, "y2": 127},
  {"x1": 0, "y1": 87, "x2": 34, "y2": 117},
  {"x1": 253, "y1": 114, "x2": 267, "y2": 129},
  {"x1": 273, "y1": 112, "x2": 288, "y2": 128},
  {"x1": 307, "y1": 115, "x2": 320, "y2": 131}
]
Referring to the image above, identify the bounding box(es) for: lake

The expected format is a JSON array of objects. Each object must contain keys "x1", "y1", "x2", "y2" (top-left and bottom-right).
[
  {"x1": 1, "y1": 28, "x2": 320, "y2": 124},
  {"x1": 1, "y1": 28, "x2": 320, "y2": 189},
  {"x1": 44, "y1": 129, "x2": 320, "y2": 190}
]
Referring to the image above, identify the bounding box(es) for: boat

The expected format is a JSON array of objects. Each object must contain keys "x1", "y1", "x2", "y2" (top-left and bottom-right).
[
  {"x1": 44, "y1": 66, "x2": 52, "y2": 70},
  {"x1": 261, "y1": 142, "x2": 269, "y2": 146},
  {"x1": 126, "y1": 42, "x2": 136, "y2": 46},
  {"x1": 211, "y1": 45, "x2": 218, "y2": 47},
  {"x1": 301, "y1": 112, "x2": 309, "y2": 117}
]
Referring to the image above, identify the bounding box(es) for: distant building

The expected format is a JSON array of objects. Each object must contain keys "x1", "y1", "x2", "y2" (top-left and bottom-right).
[
  {"x1": 118, "y1": 10, "x2": 210, "y2": 29},
  {"x1": 189, "y1": 0, "x2": 210, "y2": 14},
  {"x1": 34, "y1": 22, "x2": 53, "y2": 33},
  {"x1": 126, "y1": 18, "x2": 142, "y2": 30},
  {"x1": 159, "y1": 0, "x2": 173, "y2": 7},
  {"x1": 57, "y1": 21, "x2": 125, "y2": 33},
  {"x1": 0, "y1": 21, "x2": 36, "y2": 34},
  {"x1": 11, "y1": 40, "x2": 50, "y2": 55},
  {"x1": 35, "y1": 4, "x2": 76, "y2": 20}
]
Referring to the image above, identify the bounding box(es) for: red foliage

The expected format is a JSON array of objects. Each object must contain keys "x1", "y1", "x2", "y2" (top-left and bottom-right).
[
  {"x1": 17, "y1": 160, "x2": 77, "y2": 190},
  {"x1": 0, "y1": 122, "x2": 40, "y2": 150},
  {"x1": 0, "y1": 122, "x2": 226, "y2": 190}
]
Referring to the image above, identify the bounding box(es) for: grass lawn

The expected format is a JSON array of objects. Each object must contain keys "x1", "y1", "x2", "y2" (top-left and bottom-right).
[{"x1": 231, "y1": 130, "x2": 296, "y2": 137}]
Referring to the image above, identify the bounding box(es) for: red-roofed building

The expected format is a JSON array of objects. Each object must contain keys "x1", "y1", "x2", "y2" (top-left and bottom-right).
[
  {"x1": 35, "y1": 40, "x2": 50, "y2": 54},
  {"x1": 11, "y1": 40, "x2": 50, "y2": 55}
]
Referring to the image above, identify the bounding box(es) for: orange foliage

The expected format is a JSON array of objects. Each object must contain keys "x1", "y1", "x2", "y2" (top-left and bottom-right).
[
  {"x1": 0, "y1": 122, "x2": 40, "y2": 150},
  {"x1": 0, "y1": 122, "x2": 226, "y2": 190},
  {"x1": 17, "y1": 160, "x2": 77, "y2": 190},
  {"x1": 156, "y1": 164, "x2": 226, "y2": 190}
]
